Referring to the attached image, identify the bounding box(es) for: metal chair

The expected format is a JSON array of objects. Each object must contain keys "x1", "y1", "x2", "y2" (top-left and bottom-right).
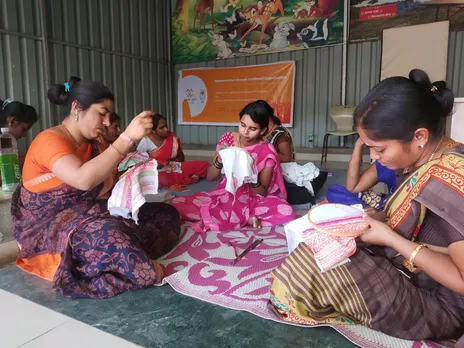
[{"x1": 321, "y1": 105, "x2": 357, "y2": 165}]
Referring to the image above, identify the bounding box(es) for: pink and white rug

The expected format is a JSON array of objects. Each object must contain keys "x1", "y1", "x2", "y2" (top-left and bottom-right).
[{"x1": 158, "y1": 223, "x2": 439, "y2": 348}]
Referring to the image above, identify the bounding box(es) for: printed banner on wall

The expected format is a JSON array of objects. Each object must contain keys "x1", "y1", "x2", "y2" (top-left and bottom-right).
[
  {"x1": 171, "y1": 0, "x2": 344, "y2": 64},
  {"x1": 177, "y1": 61, "x2": 295, "y2": 126},
  {"x1": 350, "y1": 0, "x2": 464, "y2": 42}
]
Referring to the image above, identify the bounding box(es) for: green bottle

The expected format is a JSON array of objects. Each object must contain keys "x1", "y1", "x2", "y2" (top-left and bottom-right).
[{"x1": 0, "y1": 127, "x2": 20, "y2": 192}]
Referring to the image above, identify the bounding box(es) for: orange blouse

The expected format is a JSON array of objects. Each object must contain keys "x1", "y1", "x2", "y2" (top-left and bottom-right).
[{"x1": 22, "y1": 130, "x2": 92, "y2": 193}]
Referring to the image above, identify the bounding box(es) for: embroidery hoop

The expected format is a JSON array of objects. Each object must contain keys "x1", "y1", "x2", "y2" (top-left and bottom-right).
[
  {"x1": 219, "y1": 146, "x2": 256, "y2": 166},
  {"x1": 307, "y1": 203, "x2": 369, "y2": 237}
]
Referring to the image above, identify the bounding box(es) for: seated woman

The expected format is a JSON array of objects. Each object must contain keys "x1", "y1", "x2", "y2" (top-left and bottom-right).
[
  {"x1": 264, "y1": 101, "x2": 328, "y2": 205},
  {"x1": 0, "y1": 98, "x2": 38, "y2": 140},
  {"x1": 0, "y1": 98, "x2": 39, "y2": 169},
  {"x1": 137, "y1": 113, "x2": 209, "y2": 188},
  {"x1": 171, "y1": 100, "x2": 296, "y2": 232},
  {"x1": 326, "y1": 137, "x2": 396, "y2": 211},
  {"x1": 12, "y1": 76, "x2": 181, "y2": 299},
  {"x1": 101, "y1": 111, "x2": 121, "y2": 145},
  {"x1": 269, "y1": 69, "x2": 464, "y2": 344}
]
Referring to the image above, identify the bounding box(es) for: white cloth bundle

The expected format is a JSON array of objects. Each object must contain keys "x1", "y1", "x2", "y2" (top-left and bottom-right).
[
  {"x1": 218, "y1": 147, "x2": 258, "y2": 195},
  {"x1": 108, "y1": 159, "x2": 166, "y2": 224},
  {"x1": 280, "y1": 162, "x2": 320, "y2": 196}
]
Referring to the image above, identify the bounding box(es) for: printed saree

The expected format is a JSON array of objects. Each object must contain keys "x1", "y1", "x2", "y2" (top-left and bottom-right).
[
  {"x1": 12, "y1": 143, "x2": 181, "y2": 299},
  {"x1": 170, "y1": 132, "x2": 296, "y2": 232},
  {"x1": 269, "y1": 141, "x2": 464, "y2": 343}
]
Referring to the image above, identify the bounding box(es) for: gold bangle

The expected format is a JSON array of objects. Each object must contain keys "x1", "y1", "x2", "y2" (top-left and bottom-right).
[{"x1": 408, "y1": 244, "x2": 428, "y2": 267}]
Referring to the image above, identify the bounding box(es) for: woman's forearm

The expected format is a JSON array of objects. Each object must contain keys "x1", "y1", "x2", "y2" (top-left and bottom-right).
[
  {"x1": 251, "y1": 184, "x2": 267, "y2": 196},
  {"x1": 345, "y1": 144, "x2": 363, "y2": 190},
  {"x1": 387, "y1": 234, "x2": 464, "y2": 294},
  {"x1": 75, "y1": 137, "x2": 131, "y2": 190},
  {"x1": 206, "y1": 164, "x2": 221, "y2": 181}
]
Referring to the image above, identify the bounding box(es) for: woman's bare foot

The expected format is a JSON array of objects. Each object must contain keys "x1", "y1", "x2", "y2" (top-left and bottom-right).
[
  {"x1": 247, "y1": 216, "x2": 262, "y2": 228},
  {"x1": 151, "y1": 260, "x2": 164, "y2": 283}
]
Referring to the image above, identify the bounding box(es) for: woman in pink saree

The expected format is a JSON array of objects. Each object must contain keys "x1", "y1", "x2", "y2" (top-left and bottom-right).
[{"x1": 170, "y1": 100, "x2": 296, "y2": 232}]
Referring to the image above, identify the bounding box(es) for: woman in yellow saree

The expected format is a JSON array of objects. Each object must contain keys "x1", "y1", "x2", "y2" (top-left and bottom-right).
[{"x1": 269, "y1": 69, "x2": 464, "y2": 344}]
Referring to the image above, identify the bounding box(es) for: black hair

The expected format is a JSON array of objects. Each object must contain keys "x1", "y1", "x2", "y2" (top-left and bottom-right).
[
  {"x1": 0, "y1": 99, "x2": 38, "y2": 127},
  {"x1": 152, "y1": 113, "x2": 167, "y2": 129},
  {"x1": 47, "y1": 76, "x2": 114, "y2": 118},
  {"x1": 272, "y1": 115, "x2": 282, "y2": 126},
  {"x1": 110, "y1": 112, "x2": 120, "y2": 124},
  {"x1": 239, "y1": 100, "x2": 274, "y2": 130},
  {"x1": 353, "y1": 69, "x2": 454, "y2": 142}
]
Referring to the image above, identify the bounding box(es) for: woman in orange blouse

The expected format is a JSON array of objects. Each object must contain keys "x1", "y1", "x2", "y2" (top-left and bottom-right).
[{"x1": 13, "y1": 76, "x2": 180, "y2": 299}]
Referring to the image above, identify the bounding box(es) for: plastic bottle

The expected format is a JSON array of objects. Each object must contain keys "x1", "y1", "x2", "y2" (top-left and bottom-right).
[
  {"x1": 308, "y1": 132, "x2": 314, "y2": 148},
  {"x1": 0, "y1": 128, "x2": 20, "y2": 192}
]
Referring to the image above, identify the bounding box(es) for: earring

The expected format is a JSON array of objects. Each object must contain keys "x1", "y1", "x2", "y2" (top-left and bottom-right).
[
  {"x1": 419, "y1": 144, "x2": 424, "y2": 148},
  {"x1": 74, "y1": 111, "x2": 78, "y2": 121}
]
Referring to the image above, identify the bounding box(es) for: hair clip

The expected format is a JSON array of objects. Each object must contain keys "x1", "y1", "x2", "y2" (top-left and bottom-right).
[
  {"x1": 1, "y1": 98, "x2": 12, "y2": 110},
  {"x1": 430, "y1": 85, "x2": 438, "y2": 93},
  {"x1": 64, "y1": 82, "x2": 70, "y2": 92}
]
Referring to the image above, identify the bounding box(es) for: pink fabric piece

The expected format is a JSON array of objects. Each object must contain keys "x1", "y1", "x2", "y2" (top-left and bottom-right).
[
  {"x1": 108, "y1": 159, "x2": 158, "y2": 223},
  {"x1": 117, "y1": 151, "x2": 150, "y2": 172},
  {"x1": 170, "y1": 132, "x2": 295, "y2": 232},
  {"x1": 302, "y1": 227, "x2": 357, "y2": 272}
]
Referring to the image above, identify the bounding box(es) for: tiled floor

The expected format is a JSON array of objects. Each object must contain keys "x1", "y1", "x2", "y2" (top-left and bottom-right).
[
  {"x1": 0, "y1": 265, "x2": 356, "y2": 348},
  {"x1": 0, "y1": 166, "x2": 357, "y2": 348},
  {"x1": 0, "y1": 289, "x2": 139, "y2": 348}
]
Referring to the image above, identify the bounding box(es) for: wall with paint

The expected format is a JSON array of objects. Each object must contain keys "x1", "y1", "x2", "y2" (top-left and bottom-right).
[
  {"x1": 174, "y1": 31, "x2": 464, "y2": 148},
  {"x1": 1, "y1": 2, "x2": 464, "y2": 151}
]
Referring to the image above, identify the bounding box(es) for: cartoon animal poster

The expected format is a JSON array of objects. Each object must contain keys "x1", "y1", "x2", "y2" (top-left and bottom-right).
[
  {"x1": 171, "y1": 0, "x2": 345, "y2": 64},
  {"x1": 350, "y1": 0, "x2": 464, "y2": 42}
]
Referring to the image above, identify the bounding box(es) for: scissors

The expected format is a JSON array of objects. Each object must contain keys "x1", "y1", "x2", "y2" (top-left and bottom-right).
[{"x1": 229, "y1": 238, "x2": 263, "y2": 265}]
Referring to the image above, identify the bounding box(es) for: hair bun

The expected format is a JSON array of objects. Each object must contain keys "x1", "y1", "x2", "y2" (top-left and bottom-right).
[
  {"x1": 408, "y1": 69, "x2": 432, "y2": 88},
  {"x1": 409, "y1": 69, "x2": 454, "y2": 119},
  {"x1": 47, "y1": 76, "x2": 82, "y2": 105},
  {"x1": 47, "y1": 84, "x2": 68, "y2": 105}
]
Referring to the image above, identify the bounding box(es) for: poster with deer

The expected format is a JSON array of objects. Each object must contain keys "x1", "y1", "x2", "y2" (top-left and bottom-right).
[
  {"x1": 350, "y1": 0, "x2": 464, "y2": 42},
  {"x1": 172, "y1": 0, "x2": 344, "y2": 64}
]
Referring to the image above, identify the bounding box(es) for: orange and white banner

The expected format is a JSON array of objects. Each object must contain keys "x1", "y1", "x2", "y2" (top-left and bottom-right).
[{"x1": 177, "y1": 61, "x2": 295, "y2": 126}]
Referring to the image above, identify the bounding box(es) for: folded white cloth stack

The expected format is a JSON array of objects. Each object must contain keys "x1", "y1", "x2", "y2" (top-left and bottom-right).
[{"x1": 281, "y1": 162, "x2": 320, "y2": 196}]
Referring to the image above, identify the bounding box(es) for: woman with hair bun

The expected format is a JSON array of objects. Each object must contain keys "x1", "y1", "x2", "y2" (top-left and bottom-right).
[
  {"x1": 0, "y1": 99, "x2": 38, "y2": 140},
  {"x1": 12, "y1": 76, "x2": 181, "y2": 299},
  {"x1": 171, "y1": 100, "x2": 295, "y2": 231},
  {"x1": 269, "y1": 69, "x2": 464, "y2": 344},
  {"x1": 0, "y1": 98, "x2": 39, "y2": 185}
]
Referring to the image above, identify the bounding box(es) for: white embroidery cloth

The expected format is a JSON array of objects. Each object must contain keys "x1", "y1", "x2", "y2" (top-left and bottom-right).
[
  {"x1": 108, "y1": 159, "x2": 171, "y2": 224},
  {"x1": 280, "y1": 162, "x2": 320, "y2": 196},
  {"x1": 218, "y1": 147, "x2": 258, "y2": 195},
  {"x1": 117, "y1": 151, "x2": 182, "y2": 174},
  {"x1": 158, "y1": 161, "x2": 182, "y2": 174},
  {"x1": 118, "y1": 151, "x2": 149, "y2": 172},
  {"x1": 284, "y1": 204, "x2": 364, "y2": 272}
]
